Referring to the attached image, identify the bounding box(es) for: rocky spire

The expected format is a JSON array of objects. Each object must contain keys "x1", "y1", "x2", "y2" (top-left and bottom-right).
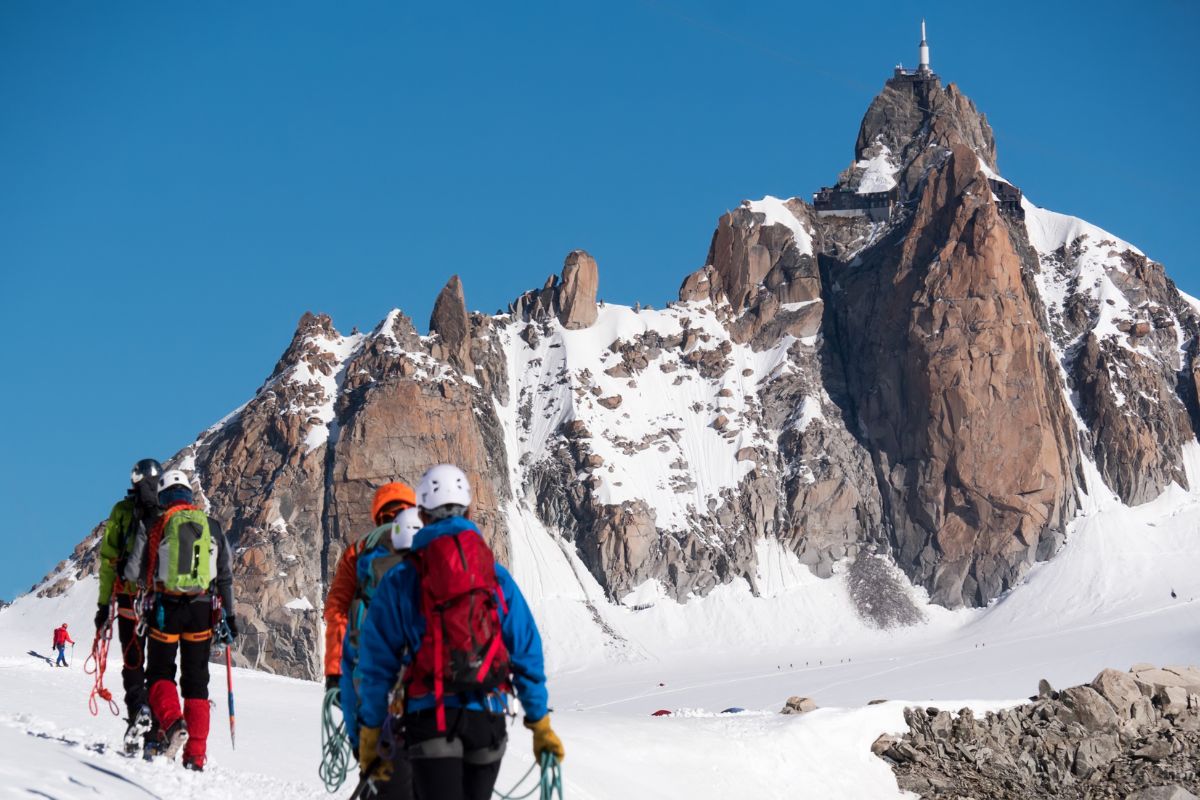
[
  {"x1": 852, "y1": 76, "x2": 997, "y2": 194},
  {"x1": 556, "y1": 250, "x2": 599, "y2": 330},
  {"x1": 429, "y1": 274, "x2": 472, "y2": 370},
  {"x1": 510, "y1": 250, "x2": 601, "y2": 331}
]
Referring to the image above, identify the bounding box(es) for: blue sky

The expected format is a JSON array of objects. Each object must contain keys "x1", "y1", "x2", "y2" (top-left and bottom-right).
[{"x1": 1, "y1": 1, "x2": 1197, "y2": 599}]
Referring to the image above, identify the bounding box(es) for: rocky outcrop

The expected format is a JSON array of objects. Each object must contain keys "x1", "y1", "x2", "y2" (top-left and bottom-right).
[
  {"x1": 324, "y1": 370, "x2": 511, "y2": 567},
  {"x1": 690, "y1": 199, "x2": 821, "y2": 325},
  {"x1": 825, "y1": 144, "x2": 1082, "y2": 607},
  {"x1": 557, "y1": 250, "x2": 599, "y2": 330},
  {"x1": 94, "y1": 300, "x2": 515, "y2": 679},
  {"x1": 37, "y1": 524, "x2": 104, "y2": 598},
  {"x1": 855, "y1": 79, "x2": 997, "y2": 198},
  {"x1": 429, "y1": 275, "x2": 472, "y2": 370},
  {"x1": 874, "y1": 666, "x2": 1200, "y2": 799},
  {"x1": 511, "y1": 251, "x2": 600, "y2": 331},
  {"x1": 1075, "y1": 332, "x2": 1194, "y2": 504},
  {"x1": 1014, "y1": 195, "x2": 1200, "y2": 506}
]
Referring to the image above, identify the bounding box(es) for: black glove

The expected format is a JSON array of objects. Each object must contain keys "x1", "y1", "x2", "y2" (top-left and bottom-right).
[
  {"x1": 224, "y1": 615, "x2": 239, "y2": 643},
  {"x1": 94, "y1": 604, "x2": 109, "y2": 631},
  {"x1": 326, "y1": 674, "x2": 341, "y2": 691}
]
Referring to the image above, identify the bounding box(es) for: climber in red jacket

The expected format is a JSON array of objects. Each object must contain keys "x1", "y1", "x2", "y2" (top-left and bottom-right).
[{"x1": 52, "y1": 623, "x2": 74, "y2": 667}]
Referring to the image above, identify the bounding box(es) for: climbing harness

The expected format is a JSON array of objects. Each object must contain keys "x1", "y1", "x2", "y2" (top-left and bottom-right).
[
  {"x1": 133, "y1": 587, "x2": 152, "y2": 638},
  {"x1": 83, "y1": 595, "x2": 121, "y2": 717},
  {"x1": 319, "y1": 686, "x2": 353, "y2": 792},
  {"x1": 492, "y1": 751, "x2": 564, "y2": 800}
]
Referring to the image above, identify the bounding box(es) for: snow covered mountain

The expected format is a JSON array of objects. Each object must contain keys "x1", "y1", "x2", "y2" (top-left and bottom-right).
[
  {"x1": 2, "y1": 454, "x2": 1198, "y2": 798},
  {"x1": 33, "y1": 62, "x2": 1200, "y2": 684}
]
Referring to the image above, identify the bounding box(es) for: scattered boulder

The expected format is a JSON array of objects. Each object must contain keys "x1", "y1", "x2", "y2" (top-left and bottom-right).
[
  {"x1": 1125, "y1": 788, "x2": 1199, "y2": 800},
  {"x1": 1093, "y1": 669, "x2": 1143, "y2": 719},
  {"x1": 876, "y1": 666, "x2": 1200, "y2": 799},
  {"x1": 735, "y1": 447, "x2": 758, "y2": 463},
  {"x1": 781, "y1": 696, "x2": 817, "y2": 715}
]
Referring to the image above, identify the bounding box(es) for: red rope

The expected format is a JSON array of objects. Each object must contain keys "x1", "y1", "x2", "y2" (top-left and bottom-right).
[{"x1": 84, "y1": 596, "x2": 121, "y2": 717}]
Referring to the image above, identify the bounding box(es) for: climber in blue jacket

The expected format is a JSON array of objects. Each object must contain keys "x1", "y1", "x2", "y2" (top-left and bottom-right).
[{"x1": 356, "y1": 464, "x2": 563, "y2": 800}]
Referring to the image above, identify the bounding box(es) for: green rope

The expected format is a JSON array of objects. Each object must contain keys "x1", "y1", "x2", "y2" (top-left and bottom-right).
[
  {"x1": 493, "y1": 752, "x2": 563, "y2": 800},
  {"x1": 319, "y1": 688, "x2": 353, "y2": 793}
]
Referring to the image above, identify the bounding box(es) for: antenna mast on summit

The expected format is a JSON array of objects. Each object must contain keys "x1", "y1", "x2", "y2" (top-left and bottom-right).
[{"x1": 918, "y1": 19, "x2": 931, "y2": 74}]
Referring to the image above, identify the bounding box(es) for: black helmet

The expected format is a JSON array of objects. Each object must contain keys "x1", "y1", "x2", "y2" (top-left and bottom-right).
[{"x1": 130, "y1": 458, "x2": 163, "y2": 486}]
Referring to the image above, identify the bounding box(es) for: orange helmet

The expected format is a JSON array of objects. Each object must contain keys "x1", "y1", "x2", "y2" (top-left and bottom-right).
[{"x1": 371, "y1": 481, "x2": 416, "y2": 524}]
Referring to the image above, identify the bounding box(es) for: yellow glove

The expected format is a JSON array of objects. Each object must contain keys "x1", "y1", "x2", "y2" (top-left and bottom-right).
[
  {"x1": 524, "y1": 715, "x2": 565, "y2": 763},
  {"x1": 358, "y1": 726, "x2": 394, "y2": 782}
]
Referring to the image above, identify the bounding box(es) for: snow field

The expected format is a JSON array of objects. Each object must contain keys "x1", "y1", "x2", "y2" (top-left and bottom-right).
[{"x1": 3, "y1": 450, "x2": 1199, "y2": 798}]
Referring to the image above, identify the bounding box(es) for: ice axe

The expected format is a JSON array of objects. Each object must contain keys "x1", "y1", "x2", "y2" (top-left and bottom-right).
[
  {"x1": 223, "y1": 629, "x2": 236, "y2": 749},
  {"x1": 348, "y1": 766, "x2": 381, "y2": 800},
  {"x1": 214, "y1": 608, "x2": 236, "y2": 750}
]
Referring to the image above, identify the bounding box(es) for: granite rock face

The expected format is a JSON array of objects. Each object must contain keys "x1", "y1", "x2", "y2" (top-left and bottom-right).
[
  {"x1": 511, "y1": 250, "x2": 600, "y2": 332},
  {"x1": 45, "y1": 303, "x2": 517, "y2": 679},
  {"x1": 556, "y1": 250, "x2": 600, "y2": 330},
  {"x1": 824, "y1": 145, "x2": 1082, "y2": 607}
]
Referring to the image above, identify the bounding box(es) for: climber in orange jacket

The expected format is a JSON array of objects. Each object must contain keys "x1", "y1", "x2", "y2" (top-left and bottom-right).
[{"x1": 323, "y1": 482, "x2": 416, "y2": 691}]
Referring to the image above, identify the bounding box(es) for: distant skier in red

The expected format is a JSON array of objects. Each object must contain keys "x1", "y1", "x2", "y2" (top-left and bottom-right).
[{"x1": 52, "y1": 623, "x2": 74, "y2": 667}]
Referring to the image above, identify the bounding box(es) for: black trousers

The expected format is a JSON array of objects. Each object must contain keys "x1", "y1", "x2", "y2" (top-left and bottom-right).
[
  {"x1": 145, "y1": 594, "x2": 212, "y2": 700},
  {"x1": 405, "y1": 709, "x2": 507, "y2": 800},
  {"x1": 115, "y1": 594, "x2": 149, "y2": 718}
]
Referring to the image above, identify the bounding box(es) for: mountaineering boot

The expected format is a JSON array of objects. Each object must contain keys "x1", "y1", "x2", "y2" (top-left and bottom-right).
[
  {"x1": 160, "y1": 717, "x2": 189, "y2": 761},
  {"x1": 143, "y1": 727, "x2": 164, "y2": 760},
  {"x1": 123, "y1": 705, "x2": 154, "y2": 754},
  {"x1": 143, "y1": 721, "x2": 161, "y2": 758},
  {"x1": 147, "y1": 679, "x2": 185, "y2": 760},
  {"x1": 181, "y1": 697, "x2": 210, "y2": 771}
]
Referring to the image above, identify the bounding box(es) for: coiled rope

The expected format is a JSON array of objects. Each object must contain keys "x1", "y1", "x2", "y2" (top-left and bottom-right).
[
  {"x1": 83, "y1": 596, "x2": 121, "y2": 717},
  {"x1": 319, "y1": 687, "x2": 353, "y2": 793},
  {"x1": 493, "y1": 752, "x2": 563, "y2": 800}
]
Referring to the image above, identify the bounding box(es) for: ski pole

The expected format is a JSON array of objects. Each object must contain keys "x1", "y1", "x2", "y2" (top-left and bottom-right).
[{"x1": 225, "y1": 645, "x2": 236, "y2": 749}]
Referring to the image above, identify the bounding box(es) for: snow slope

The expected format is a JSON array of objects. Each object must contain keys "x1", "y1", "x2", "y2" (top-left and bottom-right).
[
  {"x1": 497, "y1": 301, "x2": 797, "y2": 534},
  {"x1": 4, "y1": 446, "x2": 1198, "y2": 798}
]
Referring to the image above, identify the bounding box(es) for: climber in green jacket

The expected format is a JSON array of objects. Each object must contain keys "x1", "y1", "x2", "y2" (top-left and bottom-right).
[{"x1": 94, "y1": 458, "x2": 163, "y2": 752}]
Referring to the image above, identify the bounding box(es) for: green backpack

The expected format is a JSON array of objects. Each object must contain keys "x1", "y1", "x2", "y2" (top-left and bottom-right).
[{"x1": 154, "y1": 505, "x2": 214, "y2": 593}]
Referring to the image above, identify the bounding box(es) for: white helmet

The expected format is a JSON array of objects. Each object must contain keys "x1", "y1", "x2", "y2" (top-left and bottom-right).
[
  {"x1": 417, "y1": 464, "x2": 471, "y2": 511},
  {"x1": 391, "y1": 507, "x2": 423, "y2": 551},
  {"x1": 158, "y1": 469, "x2": 191, "y2": 492}
]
